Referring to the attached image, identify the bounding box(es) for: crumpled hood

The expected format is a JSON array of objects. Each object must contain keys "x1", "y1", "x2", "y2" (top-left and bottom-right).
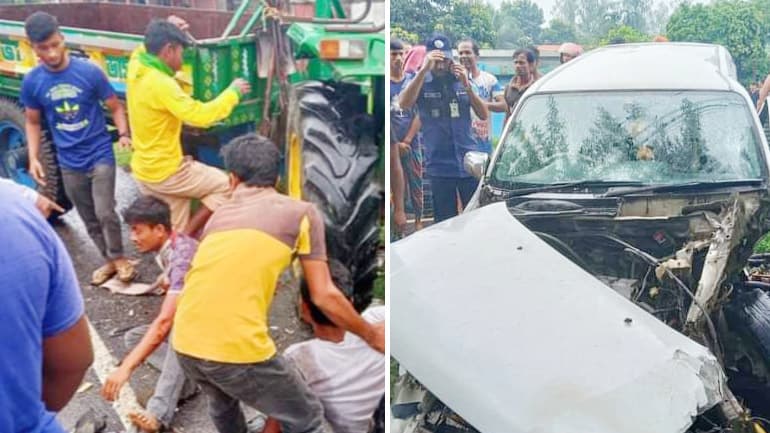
[{"x1": 391, "y1": 202, "x2": 726, "y2": 433}]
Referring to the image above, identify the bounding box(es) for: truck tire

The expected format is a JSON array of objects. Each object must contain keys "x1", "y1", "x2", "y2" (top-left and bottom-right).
[
  {"x1": 287, "y1": 81, "x2": 382, "y2": 311},
  {"x1": 0, "y1": 98, "x2": 72, "y2": 219}
]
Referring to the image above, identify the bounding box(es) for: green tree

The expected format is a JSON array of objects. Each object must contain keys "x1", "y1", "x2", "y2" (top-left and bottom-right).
[
  {"x1": 576, "y1": 0, "x2": 620, "y2": 43},
  {"x1": 435, "y1": 0, "x2": 496, "y2": 47},
  {"x1": 599, "y1": 25, "x2": 649, "y2": 45},
  {"x1": 391, "y1": 26, "x2": 420, "y2": 45},
  {"x1": 619, "y1": 0, "x2": 651, "y2": 32},
  {"x1": 647, "y1": 2, "x2": 671, "y2": 35},
  {"x1": 541, "y1": 19, "x2": 579, "y2": 44},
  {"x1": 493, "y1": 0, "x2": 545, "y2": 44},
  {"x1": 390, "y1": 0, "x2": 443, "y2": 43},
  {"x1": 666, "y1": 0, "x2": 767, "y2": 82},
  {"x1": 553, "y1": 0, "x2": 579, "y2": 25}
]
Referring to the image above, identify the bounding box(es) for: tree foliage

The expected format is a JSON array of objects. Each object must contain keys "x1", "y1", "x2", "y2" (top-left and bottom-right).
[
  {"x1": 391, "y1": 26, "x2": 420, "y2": 45},
  {"x1": 540, "y1": 19, "x2": 579, "y2": 44},
  {"x1": 390, "y1": 0, "x2": 495, "y2": 47},
  {"x1": 493, "y1": 0, "x2": 545, "y2": 45},
  {"x1": 598, "y1": 25, "x2": 649, "y2": 45},
  {"x1": 666, "y1": 0, "x2": 768, "y2": 82}
]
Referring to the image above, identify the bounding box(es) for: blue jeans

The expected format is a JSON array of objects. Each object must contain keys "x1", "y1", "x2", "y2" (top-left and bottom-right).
[{"x1": 428, "y1": 176, "x2": 478, "y2": 223}]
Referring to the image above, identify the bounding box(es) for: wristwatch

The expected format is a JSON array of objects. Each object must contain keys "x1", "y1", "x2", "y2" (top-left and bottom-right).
[{"x1": 119, "y1": 132, "x2": 130, "y2": 138}]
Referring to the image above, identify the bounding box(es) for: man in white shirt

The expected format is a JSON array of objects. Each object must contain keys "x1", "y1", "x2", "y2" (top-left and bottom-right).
[
  {"x1": 263, "y1": 260, "x2": 385, "y2": 433},
  {"x1": 457, "y1": 38, "x2": 506, "y2": 154}
]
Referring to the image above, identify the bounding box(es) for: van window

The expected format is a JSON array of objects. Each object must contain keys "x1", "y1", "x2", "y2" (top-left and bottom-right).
[{"x1": 490, "y1": 91, "x2": 763, "y2": 187}]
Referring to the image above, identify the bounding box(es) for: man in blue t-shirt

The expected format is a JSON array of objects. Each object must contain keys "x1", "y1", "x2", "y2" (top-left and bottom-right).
[
  {"x1": 390, "y1": 39, "x2": 424, "y2": 235},
  {"x1": 0, "y1": 181, "x2": 93, "y2": 433},
  {"x1": 20, "y1": 11, "x2": 135, "y2": 286},
  {"x1": 399, "y1": 34, "x2": 488, "y2": 223}
]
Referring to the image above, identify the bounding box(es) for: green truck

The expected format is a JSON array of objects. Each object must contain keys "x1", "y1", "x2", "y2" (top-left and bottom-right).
[{"x1": 0, "y1": 1, "x2": 384, "y2": 304}]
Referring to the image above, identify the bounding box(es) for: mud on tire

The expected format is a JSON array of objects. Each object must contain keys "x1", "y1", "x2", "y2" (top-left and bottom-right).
[
  {"x1": 288, "y1": 81, "x2": 383, "y2": 311},
  {"x1": 0, "y1": 98, "x2": 72, "y2": 218}
]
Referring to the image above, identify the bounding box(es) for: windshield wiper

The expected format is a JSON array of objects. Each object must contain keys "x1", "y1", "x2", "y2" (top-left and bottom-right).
[
  {"x1": 494, "y1": 180, "x2": 645, "y2": 199},
  {"x1": 602, "y1": 179, "x2": 765, "y2": 197}
]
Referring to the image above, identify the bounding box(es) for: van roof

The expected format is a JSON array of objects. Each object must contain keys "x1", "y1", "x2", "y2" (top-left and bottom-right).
[{"x1": 531, "y1": 43, "x2": 739, "y2": 93}]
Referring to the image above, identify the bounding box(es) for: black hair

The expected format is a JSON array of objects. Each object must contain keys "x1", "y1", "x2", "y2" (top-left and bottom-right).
[
  {"x1": 458, "y1": 38, "x2": 480, "y2": 56},
  {"x1": 300, "y1": 259, "x2": 354, "y2": 326},
  {"x1": 123, "y1": 195, "x2": 172, "y2": 231},
  {"x1": 526, "y1": 44, "x2": 540, "y2": 61},
  {"x1": 25, "y1": 12, "x2": 59, "y2": 44},
  {"x1": 220, "y1": 133, "x2": 280, "y2": 187},
  {"x1": 513, "y1": 48, "x2": 536, "y2": 64},
  {"x1": 144, "y1": 19, "x2": 190, "y2": 55},
  {"x1": 391, "y1": 38, "x2": 405, "y2": 51}
]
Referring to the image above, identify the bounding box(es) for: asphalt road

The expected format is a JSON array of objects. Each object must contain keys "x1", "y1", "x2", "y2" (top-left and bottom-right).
[{"x1": 55, "y1": 168, "x2": 312, "y2": 433}]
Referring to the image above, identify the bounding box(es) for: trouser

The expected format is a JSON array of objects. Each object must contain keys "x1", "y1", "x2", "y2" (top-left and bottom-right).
[
  {"x1": 61, "y1": 164, "x2": 123, "y2": 260},
  {"x1": 136, "y1": 157, "x2": 230, "y2": 231},
  {"x1": 176, "y1": 352, "x2": 326, "y2": 433},
  {"x1": 399, "y1": 144, "x2": 423, "y2": 218},
  {"x1": 125, "y1": 325, "x2": 197, "y2": 426},
  {"x1": 428, "y1": 176, "x2": 478, "y2": 223}
]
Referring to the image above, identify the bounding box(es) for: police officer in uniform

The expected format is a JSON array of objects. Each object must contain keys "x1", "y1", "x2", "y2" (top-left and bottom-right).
[{"x1": 399, "y1": 35, "x2": 489, "y2": 223}]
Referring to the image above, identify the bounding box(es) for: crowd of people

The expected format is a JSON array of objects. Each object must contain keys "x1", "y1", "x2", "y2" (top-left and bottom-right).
[
  {"x1": 3, "y1": 10, "x2": 385, "y2": 433},
  {"x1": 389, "y1": 34, "x2": 583, "y2": 236}
]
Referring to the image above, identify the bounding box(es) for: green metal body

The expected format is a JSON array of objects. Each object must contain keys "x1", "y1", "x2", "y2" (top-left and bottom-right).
[{"x1": 0, "y1": 2, "x2": 383, "y2": 134}]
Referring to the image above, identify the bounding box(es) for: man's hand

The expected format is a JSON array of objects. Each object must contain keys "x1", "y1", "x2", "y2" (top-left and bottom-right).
[
  {"x1": 264, "y1": 6, "x2": 282, "y2": 21},
  {"x1": 365, "y1": 321, "x2": 385, "y2": 353},
  {"x1": 421, "y1": 50, "x2": 444, "y2": 72},
  {"x1": 452, "y1": 62, "x2": 470, "y2": 87},
  {"x1": 117, "y1": 136, "x2": 132, "y2": 151},
  {"x1": 35, "y1": 194, "x2": 64, "y2": 218},
  {"x1": 29, "y1": 158, "x2": 46, "y2": 186},
  {"x1": 101, "y1": 366, "x2": 131, "y2": 402},
  {"x1": 398, "y1": 141, "x2": 411, "y2": 156},
  {"x1": 167, "y1": 15, "x2": 189, "y2": 31},
  {"x1": 230, "y1": 78, "x2": 252, "y2": 97}
]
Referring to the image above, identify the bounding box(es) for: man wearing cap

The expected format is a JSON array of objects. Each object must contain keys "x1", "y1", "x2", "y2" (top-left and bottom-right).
[
  {"x1": 126, "y1": 17, "x2": 251, "y2": 236},
  {"x1": 399, "y1": 34, "x2": 488, "y2": 223}
]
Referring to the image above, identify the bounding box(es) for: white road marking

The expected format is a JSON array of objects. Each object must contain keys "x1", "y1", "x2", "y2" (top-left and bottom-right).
[{"x1": 87, "y1": 319, "x2": 143, "y2": 431}]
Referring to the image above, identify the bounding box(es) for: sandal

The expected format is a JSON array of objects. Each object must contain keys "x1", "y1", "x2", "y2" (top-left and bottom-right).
[
  {"x1": 91, "y1": 263, "x2": 116, "y2": 286},
  {"x1": 128, "y1": 411, "x2": 161, "y2": 433},
  {"x1": 113, "y1": 258, "x2": 137, "y2": 283}
]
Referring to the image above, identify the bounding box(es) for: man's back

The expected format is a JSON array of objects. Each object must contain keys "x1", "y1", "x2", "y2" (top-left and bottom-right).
[
  {"x1": 173, "y1": 186, "x2": 327, "y2": 364},
  {"x1": 0, "y1": 184, "x2": 84, "y2": 433},
  {"x1": 284, "y1": 306, "x2": 386, "y2": 433}
]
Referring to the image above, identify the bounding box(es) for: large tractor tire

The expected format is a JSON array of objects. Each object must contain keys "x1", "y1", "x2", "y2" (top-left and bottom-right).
[
  {"x1": 0, "y1": 98, "x2": 72, "y2": 218},
  {"x1": 287, "y1": 81, "x2": 383, "y2": 311}
]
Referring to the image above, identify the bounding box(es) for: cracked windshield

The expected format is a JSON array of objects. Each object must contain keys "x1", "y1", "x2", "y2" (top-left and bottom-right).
[{"x1": 492, "y1": 91, "x2": 763, "y2": 187}]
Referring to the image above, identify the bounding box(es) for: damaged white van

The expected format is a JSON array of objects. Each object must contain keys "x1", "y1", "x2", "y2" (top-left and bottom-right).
[{"x1": 391, "y1": 43, "x2": 770, "y2": 433}]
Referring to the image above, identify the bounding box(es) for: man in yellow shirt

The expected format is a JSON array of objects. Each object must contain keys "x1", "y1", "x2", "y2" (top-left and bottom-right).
[
  {"x1": 127, "y1": 18, "x2": 250, "y2": 235},
  {"x1": 172, "y1": 133, "x2": 385, "y2": 433}
]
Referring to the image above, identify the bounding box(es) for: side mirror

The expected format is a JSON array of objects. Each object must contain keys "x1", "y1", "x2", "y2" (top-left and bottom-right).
[{"x1": 464, "y1": 151, "x2": 489, "y2": 179}]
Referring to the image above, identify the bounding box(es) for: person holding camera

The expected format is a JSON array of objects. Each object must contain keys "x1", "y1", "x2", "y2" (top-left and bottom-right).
[{"x1": 399, "y1": 34, "x2": 488, "y2": 223}]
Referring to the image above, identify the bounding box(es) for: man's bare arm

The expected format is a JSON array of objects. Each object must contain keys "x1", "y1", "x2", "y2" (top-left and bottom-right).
[
  {"x1": 24, "y1": 108, "x2": 47, "y2": 186},
  {"x1": 488, "y1": 94, "x2": 507, "y2": 113},
  {"x1": 301, "y1": 258, "x2": 384, "y2": 352},
  {"x1": 399, "y1": 50, "x2": 442, "y2": 110},
  {"x1": 42, "y1": 315, "x2": 93, "y2": 411},
  {"x1": 759, "y1": 76, "x2": 770, "y2": 112},
  {"x1": 101, "y1": 294, "x2": 178, "y2": 401},
  {"x1": 403, "y1": 113, "x2": 421, "y2": 145},
  {"x1": 391, "y1": 140, "x2": 407, "y2": 233}
]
